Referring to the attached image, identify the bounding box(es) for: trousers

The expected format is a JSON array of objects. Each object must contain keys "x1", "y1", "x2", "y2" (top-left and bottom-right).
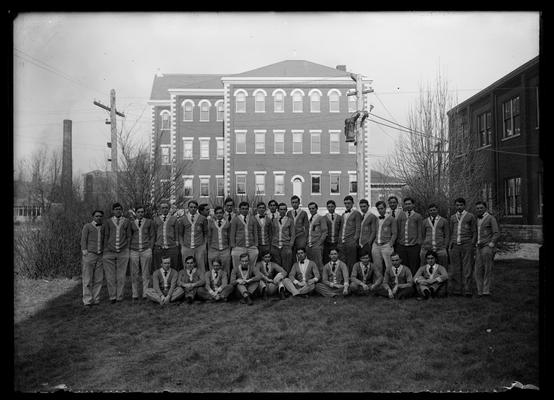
[
  {"x1": 449, "y1": 243, "x2": 475, "y2": 295},
  {"x1": 129, "y1": 248, "x2": 152, "y2": 299},
  {"x1": 82, "y1": 252, "x2": 104, "y2": 305},
  {"x1": 103, "y1": 249, "x2": 130, "y2": 301},
  {"x1": 475, "y1": 245, "x2": 495, "y2": 295},
  {"x1": 371, "y1": 242, "x2": 394, "y2": 276},
  {"x1": 270, "y1": 245, "x2": 293, "y2": 273}
]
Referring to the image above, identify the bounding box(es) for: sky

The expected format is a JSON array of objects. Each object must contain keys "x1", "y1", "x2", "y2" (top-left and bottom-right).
[{"x1": 13, "y1": 12, "x2": 540, "y2": 180}]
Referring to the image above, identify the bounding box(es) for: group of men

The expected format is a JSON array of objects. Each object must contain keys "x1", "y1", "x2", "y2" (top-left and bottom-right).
[{"x1": 80, "y1": 194, "x2": 499, "y2": 307}]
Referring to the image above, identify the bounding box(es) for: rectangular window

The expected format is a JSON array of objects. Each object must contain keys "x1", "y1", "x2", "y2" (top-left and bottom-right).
[
  {"x1": 216, "y1": 176, "x2": 225, "y2": 197},
  {"x1": 255, "y1": 174, "x2": 265, "y2": 195},
  {"x1": 330, "y1": 132, "x2": 340, "y2": 154},
  {"x1": 255, "y1": 132, "x2": 266, "y2": 154},
  {"x1": 330, "y1": 174, "x2": 340, "y2": 195},
  {"x1": 183, "y1": 177, "x2": 193, "y2": 197},
  {"x1": 235, "y1": 132, "x2": 246, "y2": 154},
  {"x1": 236, "y1": 174, "x2": 246, "y2": 195},
  {"x1": 200, "y1": 177, "x2": 210, "y2": 197},
  {"x1": 216, "y1": 138, "x2": 224, "y2": 159},
  {"x1": 349, "y1": 173, "x2": 357, "y2": 194},
  {"x1": 274, "y1": 174, "x2": 285, "y2": 195},
  {"x1": 183, "y1": 139, "x2": 193, "y2": 160},
  {"x1": 348, "y1": 142, "x2": 356, "y2": 154},
  {"x1": 329, "y1": 93, "x2": 340, "y2": 113},
  {"x1": 274, "y1": 131, "x2": 284, "y2": 154},
  {"x1": 505, "y1": 177, "x2": 522, "y2": 216},
  {"x1": 311, "y1": 175, "x2": 321, "y2": 194},
  {"x1": 478, "y1": 112, "x2": 492, "y2": 147},
  {"x1": 502, "y1": 96, "x2": 520, "y2": 139},
  {"x1": 293, "y1": 132, "x2": 303, "y2": 154},
  {"x1": 200, "y1": 139, "x2": 210, "y2": 159},
  {"x1": 310, "y1": 132, "x2": 321, "y2": 154},
  {"x1": 161, "y1": 112, "x2": 170, "y2": 130},
  {"x1": 161, "y1": 146, "x2": 171, "y2": 165},
  {"x1": 481, "y1": 182, "x2": 493, "y2": 210},
  {"x1": 216, "y1": 102, "x2": 224, "y2": 121}
]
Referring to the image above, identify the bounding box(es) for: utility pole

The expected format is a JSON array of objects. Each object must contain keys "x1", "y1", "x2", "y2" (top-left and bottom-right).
[
  {"x1": 93, "y1": 89, "x2": 125, "y2": 191},
  {"x1": 348, "y1": 74, "x2": 373, "y2": 201},
  {"x1": 61, "y1": 119, "x2": 72, "y2": 204}
]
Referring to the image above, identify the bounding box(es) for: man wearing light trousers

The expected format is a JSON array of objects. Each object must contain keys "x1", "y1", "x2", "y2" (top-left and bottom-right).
[
  {"x1": 129, "y1": 205, "x2": 155, "y2": 300},
  {"x1": 103, "y1": 202, "x2": 131, "y2": 303},
  {"x1": 80, "y1": 210, "x2": 105, "y2": 306},
  {"x1": 474, "y1": 201, "x2": 499, "y2": 297}
]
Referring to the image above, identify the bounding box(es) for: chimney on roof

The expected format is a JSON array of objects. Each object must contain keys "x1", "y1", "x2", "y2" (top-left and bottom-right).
[{"x1": 336, "y1": 65, "x2": 347, "y2": 71}]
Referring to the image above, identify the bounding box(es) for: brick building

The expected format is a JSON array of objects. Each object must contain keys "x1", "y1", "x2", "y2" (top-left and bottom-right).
[
  {"x1": 447, "y1": 56, "x2": 541, "y2": 241},
  {"x1": 148, "y1": 60, "x2": 374, "y2": 208}
]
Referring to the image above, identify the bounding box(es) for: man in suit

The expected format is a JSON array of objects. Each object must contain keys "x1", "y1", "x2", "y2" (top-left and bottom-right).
[
  {"x1": 230, "y1": 201, "x2": 259, "y2": 272},
  {"x1": 338, "y1": 195, "x2": 362, "y2": 273},
  {"x1": 223, "y1": 197, "x2": 237, "y2": 224},
  {"x1": 230, "y1": 252, "x2": 262, "y2": 305},
  {"x1": 179, "y1": 200, "x2": 208, "y2": 275},
  {"x1": 287, "y1": 195, "x2": 309, "y2": 256},
  {"x1": 152, "y1": 202, "x2": 180, "y2": 276},
  {"x1": 449, "y1": 197, "x2": 477, "y2": 297},
  {"x1": 350, "y1": 251, "x2": 383, "y2": 296},
  {"x1": 358, "y1": 198, "x2": 378, "y2": 261},
  {"x1": 266, "y1": 199, "x2": 279, "y2": 223},
  {"x1": 207, "y1": 206, "x2": 232, "y2": 276},
  {"x1": 254, "y1": 202, "x2": 272, "y2": 262},
  {"x1": 376, "y1": 253, "x2": 415, "y2": 299},
  {"x1": 80, "y1": 209, "x2": 105, "y2": 306},
  {"x1": 197, "y1": 258, "x2": 234, "y2": 302},
  {"x1": 283, "y1": 248, "x2": 320, "y2": 298},
  {"x1": 306, "y1": 202, "x2": 327, "y2": 275},
  {"x1": 387, "y1": 195, "x2": 400, "y2": 220},
  {"x1": 145, "y1": 256, "x2": 181, "y2": 305},
  {"x1": 474, "y1": 201, "x2": 500, "y2": 298},
  {"x1": 395, "y1": 197, "x2": 423, "y2": 276},
  {"x1": 103, "y1": 202, "x2": 132, "y2": 303},
  {"x1": 177, "y1": 255, "x2": 206, "y2": 304},
  {"x1": 371, "y1": 201, "x2": 397, "y2": 276},
  {"x1": 129, "y1": 205, "x2": 155, "y2": 301},
  {"x1": 270, "y1": 202, "x2": 295, "y2": 273},
  {"x1": 420, "y1": 203, "x2": 450, "y2": 268},
  {"x1": 255, "y1": 251, "x2": 287, "y2": 300},
  {"x1": 413, "y1": 250, "x2": 448, "y2": 300},
  {"x1": 323, "y1": 199, "x2": 343, "y2": 265},
  {"x1": 315, "y1": 248, "x2": 350, "y2": 297}
]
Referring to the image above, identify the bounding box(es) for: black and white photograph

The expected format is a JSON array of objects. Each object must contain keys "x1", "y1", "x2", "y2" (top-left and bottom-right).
[{"x1": 12, "y1": 11, "x2": 542, "y2": 392}]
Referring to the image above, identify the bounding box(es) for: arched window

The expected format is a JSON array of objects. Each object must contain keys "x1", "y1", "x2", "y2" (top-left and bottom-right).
[
  {"x1": 273, "y1": 89, "x2": 285, "y2": 113},
  {"x1": 292, "y1": 89, "x2": 304, "y2": 113},
  {"x1": 160, "y1": 110, "x2": 170, "y2": 130},
  {"x1": 309, "y1": 89, "x2": 322, "y2": 113},
  {"x1": 215, "y1": 100, "x2": 224, "y2": 121},
  {"x1": 348, "y1": 94, "x2": 357, "y2": 113},
  {"x1": 254, "y1": 90, "x2": 266, "y2": 113},
  {"x1": 199, "y1": 100, "x2": 211, "y2": 122},
  {"x1": 235, "y1": 90, "x2": 247, "y2": 113},
  {"x1": 328, "y1": 89, "x2": 341, "y2": 112},
  {"x1": 182, "y1": 100, "x2": 194, "y2": 122}
]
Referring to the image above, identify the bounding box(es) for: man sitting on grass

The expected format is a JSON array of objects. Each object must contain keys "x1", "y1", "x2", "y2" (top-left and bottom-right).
[
  {"x1": 283, "y1": 248, "x2": 320, "y2": 298},
  {"x1": 177, "y1": 256, "x2": 206, "y2": 304},
  {"x1": 413, "y1": 250, "x2": 448, "y2": 300},
  {"x1": 230, "y1": 252, "x2": 262, "y2": 305},
  {"x1": 255, "y1": 251, "x2": 287, "y2": 300},
  {"x1": 197, "y1": 258, "x2": 234, "y2": 302},
  {"x1": 315, "y1": 249, "x2": 350, "y2": 297},
  {"x1": 376, "y1": 253, "x2": 415, "y2": 300},
  {"x1": 145, "y1": 257, "x2": 181, "y2": 306},
  {"x1": 349, "y1": 251, "x2": 383, "y2": 296}
]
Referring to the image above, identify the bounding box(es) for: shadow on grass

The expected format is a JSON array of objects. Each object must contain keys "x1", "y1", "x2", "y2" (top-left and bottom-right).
[{"x1": 14, "y1": 259, "x2": 541, "y2": 393}]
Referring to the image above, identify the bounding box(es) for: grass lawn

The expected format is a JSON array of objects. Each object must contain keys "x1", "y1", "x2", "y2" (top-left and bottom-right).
[{"x1": 13, "y1": 259, "x2": 541, "y2": 392}]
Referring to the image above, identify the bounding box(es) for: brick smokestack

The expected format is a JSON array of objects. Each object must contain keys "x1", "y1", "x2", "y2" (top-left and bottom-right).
[
  {"x1": 62, "y1": 119, "x2": 72, "y2": 202},
  {"x1": 336, "y1": 65, "x2": 347, "y2": 71}
]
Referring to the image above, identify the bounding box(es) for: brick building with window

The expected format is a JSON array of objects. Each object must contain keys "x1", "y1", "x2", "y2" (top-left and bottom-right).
[
  {"x1": 447, "y1": 56, "x2": 541, "y2": 241},
  {"x1": 148, "y1": 60, "x2": 374, "y2": 208}
]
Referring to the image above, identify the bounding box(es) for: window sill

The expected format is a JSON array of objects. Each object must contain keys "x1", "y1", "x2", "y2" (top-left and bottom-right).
[
  {"x1": 254, "y1": 111, "x2": 266, "y2": 114},
  {"x1": 330, "y1": 193, "x2": 341, "y2": 196},
  {"x1": 501, "y1": 133, "x2": 521, "y2": 142},
  {"x1": 273, "y1": 152, "x2": 285, "y2": 155},
  {"x1": 182, "y1": 120, "x2": 193, "y2": 123},
  {"x1": 310, "y1": 110, "x2": 321, "y2": 113},
  {"x1": 274, "y1": 193, "x2": 285, "y2": 196},
  {"x1": 330, "y1": 152, "x2": 341, "y2": 155},
  {"x1": 477, "y1": 144, "x2": 492, "y2": 150},
  {"x1": 311, "y1": 193, "x2": 322, "y2": 196},
  {"x1": 292, "y1": 110, "x2": 303, "y2": 114},
  {"x1": 273, "y1": 110, "x2": 285, "y2": 113}
]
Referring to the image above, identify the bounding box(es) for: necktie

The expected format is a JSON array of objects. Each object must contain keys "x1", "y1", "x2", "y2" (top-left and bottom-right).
[
  {"x1": 408, "y1": 211, "x2": 411, "y2": 217},
  {"x1": 163, "y1": 215, "x2": 167, "y2": 222},
  {"x1": 379, "y1": 216, "x2": 385, "y2": 219},
  {"x1": 345, "y1": 210, "x2": 351, "y2": 214},
  {"x1": 191, "y1": 215, "x2": 195, "y2": 223},
  {"x1": 279, "y1": 217, "x2": 283, "y2": 225},
  {"x1": 95, "y1": 222, "x2": 102, "y2": 226},
  {"x1": 478, "y1": 215, "x2": 483, "y2": 219},
  {"x1": 394, "y1": 267, "x2": 398, "y2": 275},
  {"x1": 214, "y1": 271, "x2": 219, "y2": 280},
  {"x1": 116, "y1": 217, "x2": 120, "y2": 226},
  {"x1": 272, "y1": 214, "x2": 275, "y2": 221},
  {"x1": 392, "y1": 210, "x2": 395, "y2": 218},
  {"x1": 310, "y1": 215, "x2": 313, "y2": 223},
  {"x1": 218, "y1": 220, "x2": 222, "y2": 227},
  {"x1": 243, "y1": 215, "x2": 247, "y2": 224},
  {"x1": 265, "y1": 262, "x2": 270, "y2": 274},
  {"x1": 431, "y1": 217, "x2": 436, "y2": 225},
  {"x1": 331, "y1": 214, "x2": 335, "y2": 221},
  {"x1": 294, "y1": 210, "x2": 297, "y2": 217},
  {"x1": 332, "y1": 262, "x2": 336, "y2": 274},
  {"x1": 138, "y1": 219, "x2": 142, "y2": 227},
  {"x1": 429, "y1": 265, "x2": 434, "y2": 275},
  {"x1": 228, "y1": 213, "x2": 232, "y2": 222},
  {"x1": 259, "y1": 214, "x2": 263, "y2": 219}
]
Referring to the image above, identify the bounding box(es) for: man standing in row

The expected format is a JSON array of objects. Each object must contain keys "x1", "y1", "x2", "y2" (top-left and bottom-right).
[
  {"x1": 230, "y1": 202, "x2": 259, "y2": 271},
  {"x1": 207, "y1": 206, "x2": 232, "y2": 275},
  {"x1": 358, "y1": 198, "x2": 377, "y2": 260},
  {"x1": 306, "y1": 202, "x2": 327, "y2": 276},
  {"x1": 474, "y1": 201, "x2": 499, "y2": 297},
  {"x1": 254, "y1": 202, "x2": 272, "y2": 262},
  {"x1": 129, "y1": 205, "x2": 155, "y2": 301},
  {"x1": 323, "y1": 200, "x2": 342, "y2": 265},
  {"x1": 103, "y1": 202, "x2": 131, "y2": 303},
  {"x1": 80, "y1": 210, "x2": 105, "y2": 306},
  {"x1": 179, "y1": 200, "x2": 208, "y2": 275},
  {"x1": 288, "y1": 195, "x2": 309, "y2": 256},
  {"x1": 153, "y1": 202, "x2": 179, "y2": 275},
  {"x1": 395, "y1": 197, "x2": 423, "y2": 276},
  {"x1": 420, "y1": 203, "x2": 450, "y2": 267},
  {"x1": 338, "y1": 195, "x2": 362, "y2": 273},
  {"x1": 371, "y1": 201, "x2": 397, "y2": 276},
  {"x1": 449, "y1": 197, "x2": 477, "y2": 297},
  {"x1": 270, "y1": 203, "x2": 295, "y2": 273}
]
